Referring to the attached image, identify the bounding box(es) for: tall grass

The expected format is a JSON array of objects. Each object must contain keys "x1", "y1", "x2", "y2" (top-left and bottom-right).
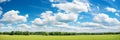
[{"x1": 0, "y1": 35, "x2": 120, "y2": 40}]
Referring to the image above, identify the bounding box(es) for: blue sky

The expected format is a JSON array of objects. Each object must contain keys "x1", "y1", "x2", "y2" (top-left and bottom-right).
[{"x1": 0, "y1": 0, "x2": 120, "y2": 32}]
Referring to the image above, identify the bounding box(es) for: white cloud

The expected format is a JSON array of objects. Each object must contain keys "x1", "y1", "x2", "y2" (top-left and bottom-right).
[
  {"x1": 31, "y1": 11, "x2": 80, "y2": 31},
  {"x1": 0, "y1": 10, "x2": 28, "y2": 24},
  {"x1": 6, "y1": 24, "x2": 13, "y2": 29},
  {"x1": 40, "y1": 11, "x2": 56, "y2": 23},
  {"x1": 0, "y1": 0, "x2": 10, "y2": 3},
  {"x1": 81, "y1": 22, "x2": 104, "y2": 27},
  {"x1": 93, "y1": 13, "x2": 120, "y2": 29},
  {"x1": 93, "y1": 13, "x2": 109, "y2": 23},
  {"x1": 18, "y1": 24, "x2": 31, "y2": 28},
  {"x1": 41, "y1": 11, "x2": 78, "y2": 22},
  {"x1": 79, "y1": 16, "x2": 83, "y2": 19},
  {"x1": 40, "y1": 11, "x2": 62, "y2": 26},
  {"x1": 105, "y1": 7, "x2": 117, "y2": 12},
  {"x1": 112, "y1": 0, "x2": 115, "y2": 2},
  {"x1": 30, "y1": 9, "x2": 120, "y2": 32},
  {"x1": 115, "y1": 13, "x2": 120, "y2": 17},
  {"x1": 50, "y1": 0, "x2": 69, "y2": 3},
  {"x1": 56, "y1": 12, "x2": 78, "y2": 23},
  {"x1": 0, "y1": 7, "x2": 2, "y2": 16},
  {"x1": 32, "y1": 11, "x2": 77, "y2": 27},
  {"x1": 50, "y1": 0, "x2": 54, "y2": 2},
  {"x1": 0, "y1": 11, "x2": 2, "y2": 16},
  {"x1": 40, "y1": 11, "x2": 78, "y2": 24},
  {"x1": 32, "y1": 18, "x2": 45, "y2": 26},
  {"x1": 54, "y1": 23, "x2": 91, "y2": 30},
  {"x1": 51, "y1": 0, "x2": 90, "y2": 13},
  {"x1": 0, "y1": 23, "x2": 4, "y2": 27},
  {"x1": 25, "y1": 14, "x2": 29, "y2": 18},
  {"x1": 0, "y1": 0, "x2": 6, "y2": 3},
  {"x1": 30, "y1": 10, "x2": 95, "y2": 32},
  {"x1": 80, "y1": 22, "x2": 120, "y2": 30},
  {"x1": 32, "y1": 11, "x2": 53, "y2": 27},
  {"x1": 0, "y1": 24, "x2": 14, "y2": 32}
]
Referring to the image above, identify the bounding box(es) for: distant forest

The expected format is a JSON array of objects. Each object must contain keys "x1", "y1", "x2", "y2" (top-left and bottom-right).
[{"x1": 0, "y1": 31, "x2": 120, "y2": 35}]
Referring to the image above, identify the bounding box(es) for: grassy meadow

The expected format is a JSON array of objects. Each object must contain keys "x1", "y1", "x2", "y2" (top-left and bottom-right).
[{"x1": 0, "y1": 35, "x2": 120, "y2": 40}]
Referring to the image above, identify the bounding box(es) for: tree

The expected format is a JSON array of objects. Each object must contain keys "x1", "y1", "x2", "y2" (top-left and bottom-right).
[
  {"x1": 23, "y1": 31, "x2": 29, "y2": 35},
  {"x1": 9, "y1": 31, "x2": 14, "y2": 35}
]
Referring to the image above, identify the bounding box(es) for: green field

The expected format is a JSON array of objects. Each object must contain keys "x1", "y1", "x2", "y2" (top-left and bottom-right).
[{"x1": 0, "y1": 35, "x2": 120, "y2": 40}]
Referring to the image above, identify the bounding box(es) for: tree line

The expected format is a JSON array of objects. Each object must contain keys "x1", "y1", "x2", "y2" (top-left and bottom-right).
[{"x1": 0, "y1": 31, "x2": 120, "y2": 35}]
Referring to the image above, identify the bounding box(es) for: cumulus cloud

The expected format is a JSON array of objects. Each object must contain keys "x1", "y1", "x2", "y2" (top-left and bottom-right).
[
  {"x1": 31, "y1": 10, "x2": 95, "y2": 32},
  {"x1": 0, "y1": 7, "x2": 2, "y2": 16},
  {"x1": 93, "y1": 13, "x2": 120, "y2": 25},
  {"x1": 55, "y1": 23, "x2": 91, "y2": 30},
  {"x1": 32, "y1": 18, "x2": 45, "y2": 26},
  {"x1": 40, "y1": 11, "x2": 78, "y2": 23},
  {"x1": 30, "y1": 1, "x2": 82, "y2": 29},
  {"x1": 32, "y1": 11, "x2": 75, "y2": 27},
  {"x1": 32, "y1": 11, "x2": 57, "y2": 27},
  {"x1": 81, "y1": 22, "x2": 104, "y2": 27},
  {"x1": 112, "y1": 0, "x2": 115, "y2": 2},
  {"x1": 7, "y1": 24, "x2": 13, "y2": 29},
  {"x1": 50, "y1": 0, "x2": 68, "y2": 3},
  {"x1": 51, "y1": 0, "x2": 90, "y2": 13},
  {"x1": 31, "y1": 11, "x2": 120, "y2": 31},
  {"x1": 0, "y1": 10, "x2": 28, "y2": 24},
  {"x1": 0, "y1": 11, "x2": 2, "y2": 16},
  {"x1": 0, "y1": 0, "x2": 10, "y2": 3},
  {"x1": 93, "y1": 13, "x2": 120, "y2": 29},
  {"x1": 79, "y1": 22, "x2": 119, "y2": 29},
  {"x1": 40, "y1": 11, "x2": 56, "y2": 23},
  {"x1": 115, "y1": 13, "x2": 120, "y2": 17},
  {"x1": 0, "y1": 23, "x2": 4, "y2": 27},
  {"x1": 56, "y1": 12, "x2": 78, "y2": 23},
  {"x1": 18, "y1": 24, "x2": 31, "y2": 28},
  {"x1": 105, "y1": 7, "x2": 117, "y2": 12},
  {"x1": 25, "y1": 14, "x2": 29, "y2": 18},
  {"x1": 30, "y1": 0, "x2": 120, "y2": 32}
]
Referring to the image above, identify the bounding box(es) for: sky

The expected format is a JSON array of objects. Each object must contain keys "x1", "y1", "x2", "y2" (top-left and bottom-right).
[{"x1": 0, "y1": 0, "x2": 120, "y2": 32}]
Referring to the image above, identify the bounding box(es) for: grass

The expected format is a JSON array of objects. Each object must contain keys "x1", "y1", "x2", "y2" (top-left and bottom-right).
[{"x1": 0, "y1": 35, "x2": 120, "y2": 40}]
